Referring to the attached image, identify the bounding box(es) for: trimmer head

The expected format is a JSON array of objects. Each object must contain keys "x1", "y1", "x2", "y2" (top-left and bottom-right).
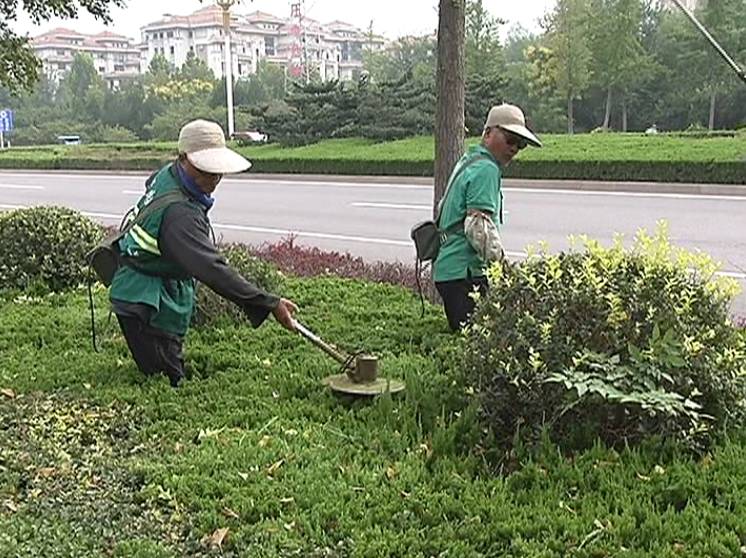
[{"x1": 292, "y1": 321, "x2": 405, "y2": 397}]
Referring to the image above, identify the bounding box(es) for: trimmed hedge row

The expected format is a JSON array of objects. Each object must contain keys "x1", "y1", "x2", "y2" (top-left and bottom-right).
[{"x1": 0, "y1": 154, "x2": 744, "y2": 183}]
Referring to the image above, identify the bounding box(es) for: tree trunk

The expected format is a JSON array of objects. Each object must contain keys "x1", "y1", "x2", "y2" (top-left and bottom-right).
[
  {"x1": 708, "y1": 89, "x2": 716, "y2": 130},
  {"x1": 567, "y1": 93, "x2": 574, "y2": 134},
  {"x1": 602, "y1": 86, "x2": 612, "y2": 129},
  {"x1": 433, "y1": 0, "x2": 466, "y2": 216},
  {"x1": 621, "y1": 96, "x2": 628, "y2": 132}
]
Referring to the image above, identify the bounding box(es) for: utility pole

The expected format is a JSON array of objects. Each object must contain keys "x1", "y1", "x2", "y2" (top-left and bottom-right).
[
  {"x1": 668, "y1": 0, "x2": 746, "y2": 85},
  {"x1": 216, "y1": 0, "x2": 237, "y2": 137}
]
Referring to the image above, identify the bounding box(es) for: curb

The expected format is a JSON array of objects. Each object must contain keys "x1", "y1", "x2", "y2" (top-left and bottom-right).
[{"x1": 1, "y1": 169, "x2": 745, "y2": 196}]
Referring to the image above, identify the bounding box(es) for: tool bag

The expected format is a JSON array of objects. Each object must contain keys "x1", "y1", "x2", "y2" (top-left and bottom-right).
[{"x1": 87, "y1": 189, "x2": 187, "y2": 287}]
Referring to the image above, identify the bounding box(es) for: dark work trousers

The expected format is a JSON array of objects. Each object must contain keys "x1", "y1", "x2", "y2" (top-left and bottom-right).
[
  {"x1": 435, "y1": 275, "x2": 489, "y2": 331},
  {"x1": 116, "y1": 315, "x2": 185, "y2": 387}
]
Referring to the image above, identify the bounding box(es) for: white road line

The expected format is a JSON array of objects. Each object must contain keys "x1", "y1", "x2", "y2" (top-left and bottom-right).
[
  {"x1": 2, "y1": 171, "x2": 745, "y2": 200},
  {"x1": 0, "y1": 184, "x2": 45, "y2": 190},
  {"x1": 351, "y1": 201, "x2": 511, "y2": 215},
  {"x1": 505, "y1": 187, "x2": 746, "y2": 201},
  {"x1": 0, "y1": 202, "x2": 743, "y2": 279},
  {"x1": 352, "y1": 202, "x2": 431, "y2": 210},
  {"x1": 0, "y1": 173, "x2": 147, "y2": 180}
]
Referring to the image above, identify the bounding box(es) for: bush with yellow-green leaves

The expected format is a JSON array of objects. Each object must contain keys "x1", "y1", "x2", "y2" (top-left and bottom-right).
[{"x1": 463, "y1": 224, "x2": 746, "y2": 453}]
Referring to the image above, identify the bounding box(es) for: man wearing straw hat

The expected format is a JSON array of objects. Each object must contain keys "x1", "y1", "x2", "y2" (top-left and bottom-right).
[
  {"x1": 433, "y1": 103, "x2": 541, "y2": 331},
  {"x1": 109, "y1": 119, "x2": 298, "y2": 387}
]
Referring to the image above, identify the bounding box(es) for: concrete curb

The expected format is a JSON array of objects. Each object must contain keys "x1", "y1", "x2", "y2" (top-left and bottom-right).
[{"x1": 1, "y1": 169, "x2": 745, "y2": 196}]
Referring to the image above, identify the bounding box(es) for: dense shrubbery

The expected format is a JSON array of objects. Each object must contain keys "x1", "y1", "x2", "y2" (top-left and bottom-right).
[
  {"x1": 192, "y1": 244, "x2": 283, "y2": 327},
  {"x1": 0, "y1": 206, "x2": 103, "y2": 293},
  {"x1": 248, "y1": 236, "x2": 438, "y2": 302},
  {"x1": 462, "y1": 225, "x2": 746, "y2": 453}
]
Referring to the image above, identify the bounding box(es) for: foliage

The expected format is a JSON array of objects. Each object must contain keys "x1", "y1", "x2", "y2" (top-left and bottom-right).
[
  {"x1": 192, "y1": 244, "x2": 283, "y2": 327},
  {"x1": 0, "y1": 0, "x2": 124, "y2": 92},
  {"x1": 1, "y1": 133, "x2": 744, "y2": 183},
  {"x1": 462, "y1": 224, "x2": 746, "y2": 453},
  {"x1": 0, "y1": 206, "x2": 103, "y2": 293},
  {"x1": 3, "y1": 268, "x2": 746, "y2": 555},
  {"x1": 543, "y1": 0, "x2": 594, "y2": 133},
  {"x1": 248, "y1": 236, "x2": 439, "y2": 302}
]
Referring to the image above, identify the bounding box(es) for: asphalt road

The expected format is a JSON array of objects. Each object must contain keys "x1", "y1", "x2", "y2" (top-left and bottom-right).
[{"x1": 1, "y1": 170, "x2": 745, "y2": 317}]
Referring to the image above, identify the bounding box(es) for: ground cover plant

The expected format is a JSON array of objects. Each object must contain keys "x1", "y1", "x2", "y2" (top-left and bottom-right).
[
  {"x1": 2, "y1": 210, "x2": 746, "y2": 556},
  {"x1": 4, "y1": 277, "x2": 746, "y2": 557},
  {"x1": 0, "y1": 132, "x2": 744, "y2": 183}
]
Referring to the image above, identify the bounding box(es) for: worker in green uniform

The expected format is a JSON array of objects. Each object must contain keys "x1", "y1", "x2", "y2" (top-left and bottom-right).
[
  {"x1": 110, "y1": 119, "x2": 298, "y2": 387},
  {"x1": 433, "y1": 104, "x2": 541, "y2": 331}
]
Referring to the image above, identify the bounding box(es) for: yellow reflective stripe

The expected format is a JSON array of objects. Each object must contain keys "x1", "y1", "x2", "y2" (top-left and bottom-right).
[{"x1": 129, "y1": 224, "x2": 161, "y2": 255}]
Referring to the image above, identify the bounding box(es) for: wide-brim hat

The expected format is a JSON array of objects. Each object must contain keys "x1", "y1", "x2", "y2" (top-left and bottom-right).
[
  {"x1": 484, "y1": 104, "x2": 542, "y2": 147},
  {"x1": 322, "y1": 374, "x2": 406, "y2": 396},
  {"x1": 178, "y1": 119, "x2": 252, "y2": 174}
]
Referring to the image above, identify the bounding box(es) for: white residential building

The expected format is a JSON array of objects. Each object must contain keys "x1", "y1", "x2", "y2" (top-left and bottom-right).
[
  {"x1": 140, "y1": 5, "x2": 385, "y2": 81},
  {"x1": 31, "y1": 28, "x2": 140, "y2": 89}
]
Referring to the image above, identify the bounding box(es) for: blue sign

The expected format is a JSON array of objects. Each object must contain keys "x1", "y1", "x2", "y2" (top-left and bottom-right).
[{"x1": 0, "y1": 109, "x2": 14, "y2": 133}]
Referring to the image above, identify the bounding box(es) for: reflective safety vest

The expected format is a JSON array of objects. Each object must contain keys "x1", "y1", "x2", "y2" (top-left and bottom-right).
[{"x1": 109, "y1": 163, "x2": 202, "y2": 335}]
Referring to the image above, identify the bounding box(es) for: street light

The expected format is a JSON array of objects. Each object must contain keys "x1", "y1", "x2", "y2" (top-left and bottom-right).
[{"x1": 216, "y1": 0, "x2": 237, "y2": 137}]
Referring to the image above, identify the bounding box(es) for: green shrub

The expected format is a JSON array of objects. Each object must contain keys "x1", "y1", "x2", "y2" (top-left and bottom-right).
[
  {"x1": 462, "y1": 224, "x2": 746, "y2": 453},
  {"x1": 192, "y1": 243, "x2": 283, "y2": 327},
  {"x1": 0, "y1": 206, "x2": 103, "y2": 293}
]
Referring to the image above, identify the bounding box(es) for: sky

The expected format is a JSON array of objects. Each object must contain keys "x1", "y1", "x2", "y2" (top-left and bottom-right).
[{"x1": 14, "y1": 0, "x2": 556, "y2": 42}]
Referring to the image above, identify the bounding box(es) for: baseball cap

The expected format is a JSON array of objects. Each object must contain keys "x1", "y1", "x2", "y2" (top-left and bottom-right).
[
  {"x1": 177, "y1": 119, "x2": 252, "y2": 174},
  {"x1": 484, "y1": 104, "x2": 542, "y2": 147}
]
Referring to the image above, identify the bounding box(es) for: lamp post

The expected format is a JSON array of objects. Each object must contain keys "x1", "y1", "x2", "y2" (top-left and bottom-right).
[{"x1": 216, "y1": 0, "x2": 236, "y2": 137}]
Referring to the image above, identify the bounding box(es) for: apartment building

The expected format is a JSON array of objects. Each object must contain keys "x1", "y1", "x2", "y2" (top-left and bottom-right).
[
  {"x1": 31, "y1": 28, "x2": 141, "y2": 88},
  {"x1": 140, "y1": 5, "x2": 385, "y2": 81}
]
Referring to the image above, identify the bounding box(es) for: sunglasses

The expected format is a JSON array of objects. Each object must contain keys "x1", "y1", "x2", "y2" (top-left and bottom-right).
[{"x1": 500, "y1": 128, "x2": 528, "y2": 150}]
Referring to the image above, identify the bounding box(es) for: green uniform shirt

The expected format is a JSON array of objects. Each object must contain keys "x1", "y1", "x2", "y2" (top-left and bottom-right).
[{"x1": 433, "y1": 145, "x2": 503, "y2": 282}]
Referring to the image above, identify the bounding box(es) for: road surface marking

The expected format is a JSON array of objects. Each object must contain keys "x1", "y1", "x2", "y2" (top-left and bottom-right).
[
  {"x1": 0, "y1": 184, "x2": 44, "y2": 190},
  {"x1": 352, "y1": 202, "x2": 431, "y2": 210},
  {"x1": 506, "y1": 188, "x2": 746, "y2": 201},
  {"x1": 0, "y1": 203, "x2": 742, "y2": 279}
]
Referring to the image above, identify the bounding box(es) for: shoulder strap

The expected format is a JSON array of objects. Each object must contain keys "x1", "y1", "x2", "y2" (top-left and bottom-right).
[
  {"x1": 435, "y1": 154, "x2": 490, "y2": 226},
  {"x1": 121, "y1": 189, "x2": 189, "y2": 236}
]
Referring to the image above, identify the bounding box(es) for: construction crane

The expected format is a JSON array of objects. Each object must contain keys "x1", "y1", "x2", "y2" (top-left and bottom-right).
[{"x1": 668, "y1": 0, "x2": 746, "y2": 85}]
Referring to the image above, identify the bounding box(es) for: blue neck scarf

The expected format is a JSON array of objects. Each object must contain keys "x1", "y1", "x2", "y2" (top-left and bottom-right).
[{"x1": 175, "y1": 162, "x2": 215, "y2": 210}]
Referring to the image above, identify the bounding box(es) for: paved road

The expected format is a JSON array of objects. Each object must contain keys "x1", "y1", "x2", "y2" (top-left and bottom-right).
[{"x1": 1, "y1": 170, "x2": 745, "y2": 317}]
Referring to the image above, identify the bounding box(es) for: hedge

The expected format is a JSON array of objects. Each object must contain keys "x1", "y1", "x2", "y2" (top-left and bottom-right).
[{"x1": 0, "y1": 155, "x2": 744, "y2": 183}]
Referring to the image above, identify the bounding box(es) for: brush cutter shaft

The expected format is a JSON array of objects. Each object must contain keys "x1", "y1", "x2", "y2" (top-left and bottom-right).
[{"x1": 292, "y1": 320, "x2": 349, "y2": 364}]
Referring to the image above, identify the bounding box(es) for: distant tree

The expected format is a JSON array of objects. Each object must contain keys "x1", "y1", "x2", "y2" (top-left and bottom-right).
[
  {"x1": 465, "y1": 0, "x2": 505, "y2": 77},
  {"x1": 58, "y1": 53, "x2": 106, "y2": 123},
  {"x1": 0, "y1": 0, "x2": 124, "y2": 92},
  {"x1": 363, "y1": 35, "x2": 437, "y2": 86},
  {"x1": 178, "y1": 51, "x2": 214, "y2": 82},
  {"x1": 146, "y1": 54, "x2": 174, "y2": 86},
  {"x1": 544, "y1": 0, "x2": 593, "y2": 133}
]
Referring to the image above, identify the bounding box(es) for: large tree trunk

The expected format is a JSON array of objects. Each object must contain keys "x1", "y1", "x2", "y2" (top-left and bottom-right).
[
  {"x1": 433, "y1": 0, "x2": 466, "y2": 216},
  {"x1": 567, "y1": 93, "x2": 575, "y2": 134},
  {"x1": 621, "y1": 96, "x2": 628, "y2": 132},
  {"x1": 602, "y1": 86, "x2": 612, "y2": 129},
  {"x1": 708, "y1": 89, "x2": 716, "y2": 130}
]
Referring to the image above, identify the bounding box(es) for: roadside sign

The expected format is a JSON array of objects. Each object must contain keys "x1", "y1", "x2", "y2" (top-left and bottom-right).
[{"x1": 0, "y1": 109, "x2": 13, "y2": 133}]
